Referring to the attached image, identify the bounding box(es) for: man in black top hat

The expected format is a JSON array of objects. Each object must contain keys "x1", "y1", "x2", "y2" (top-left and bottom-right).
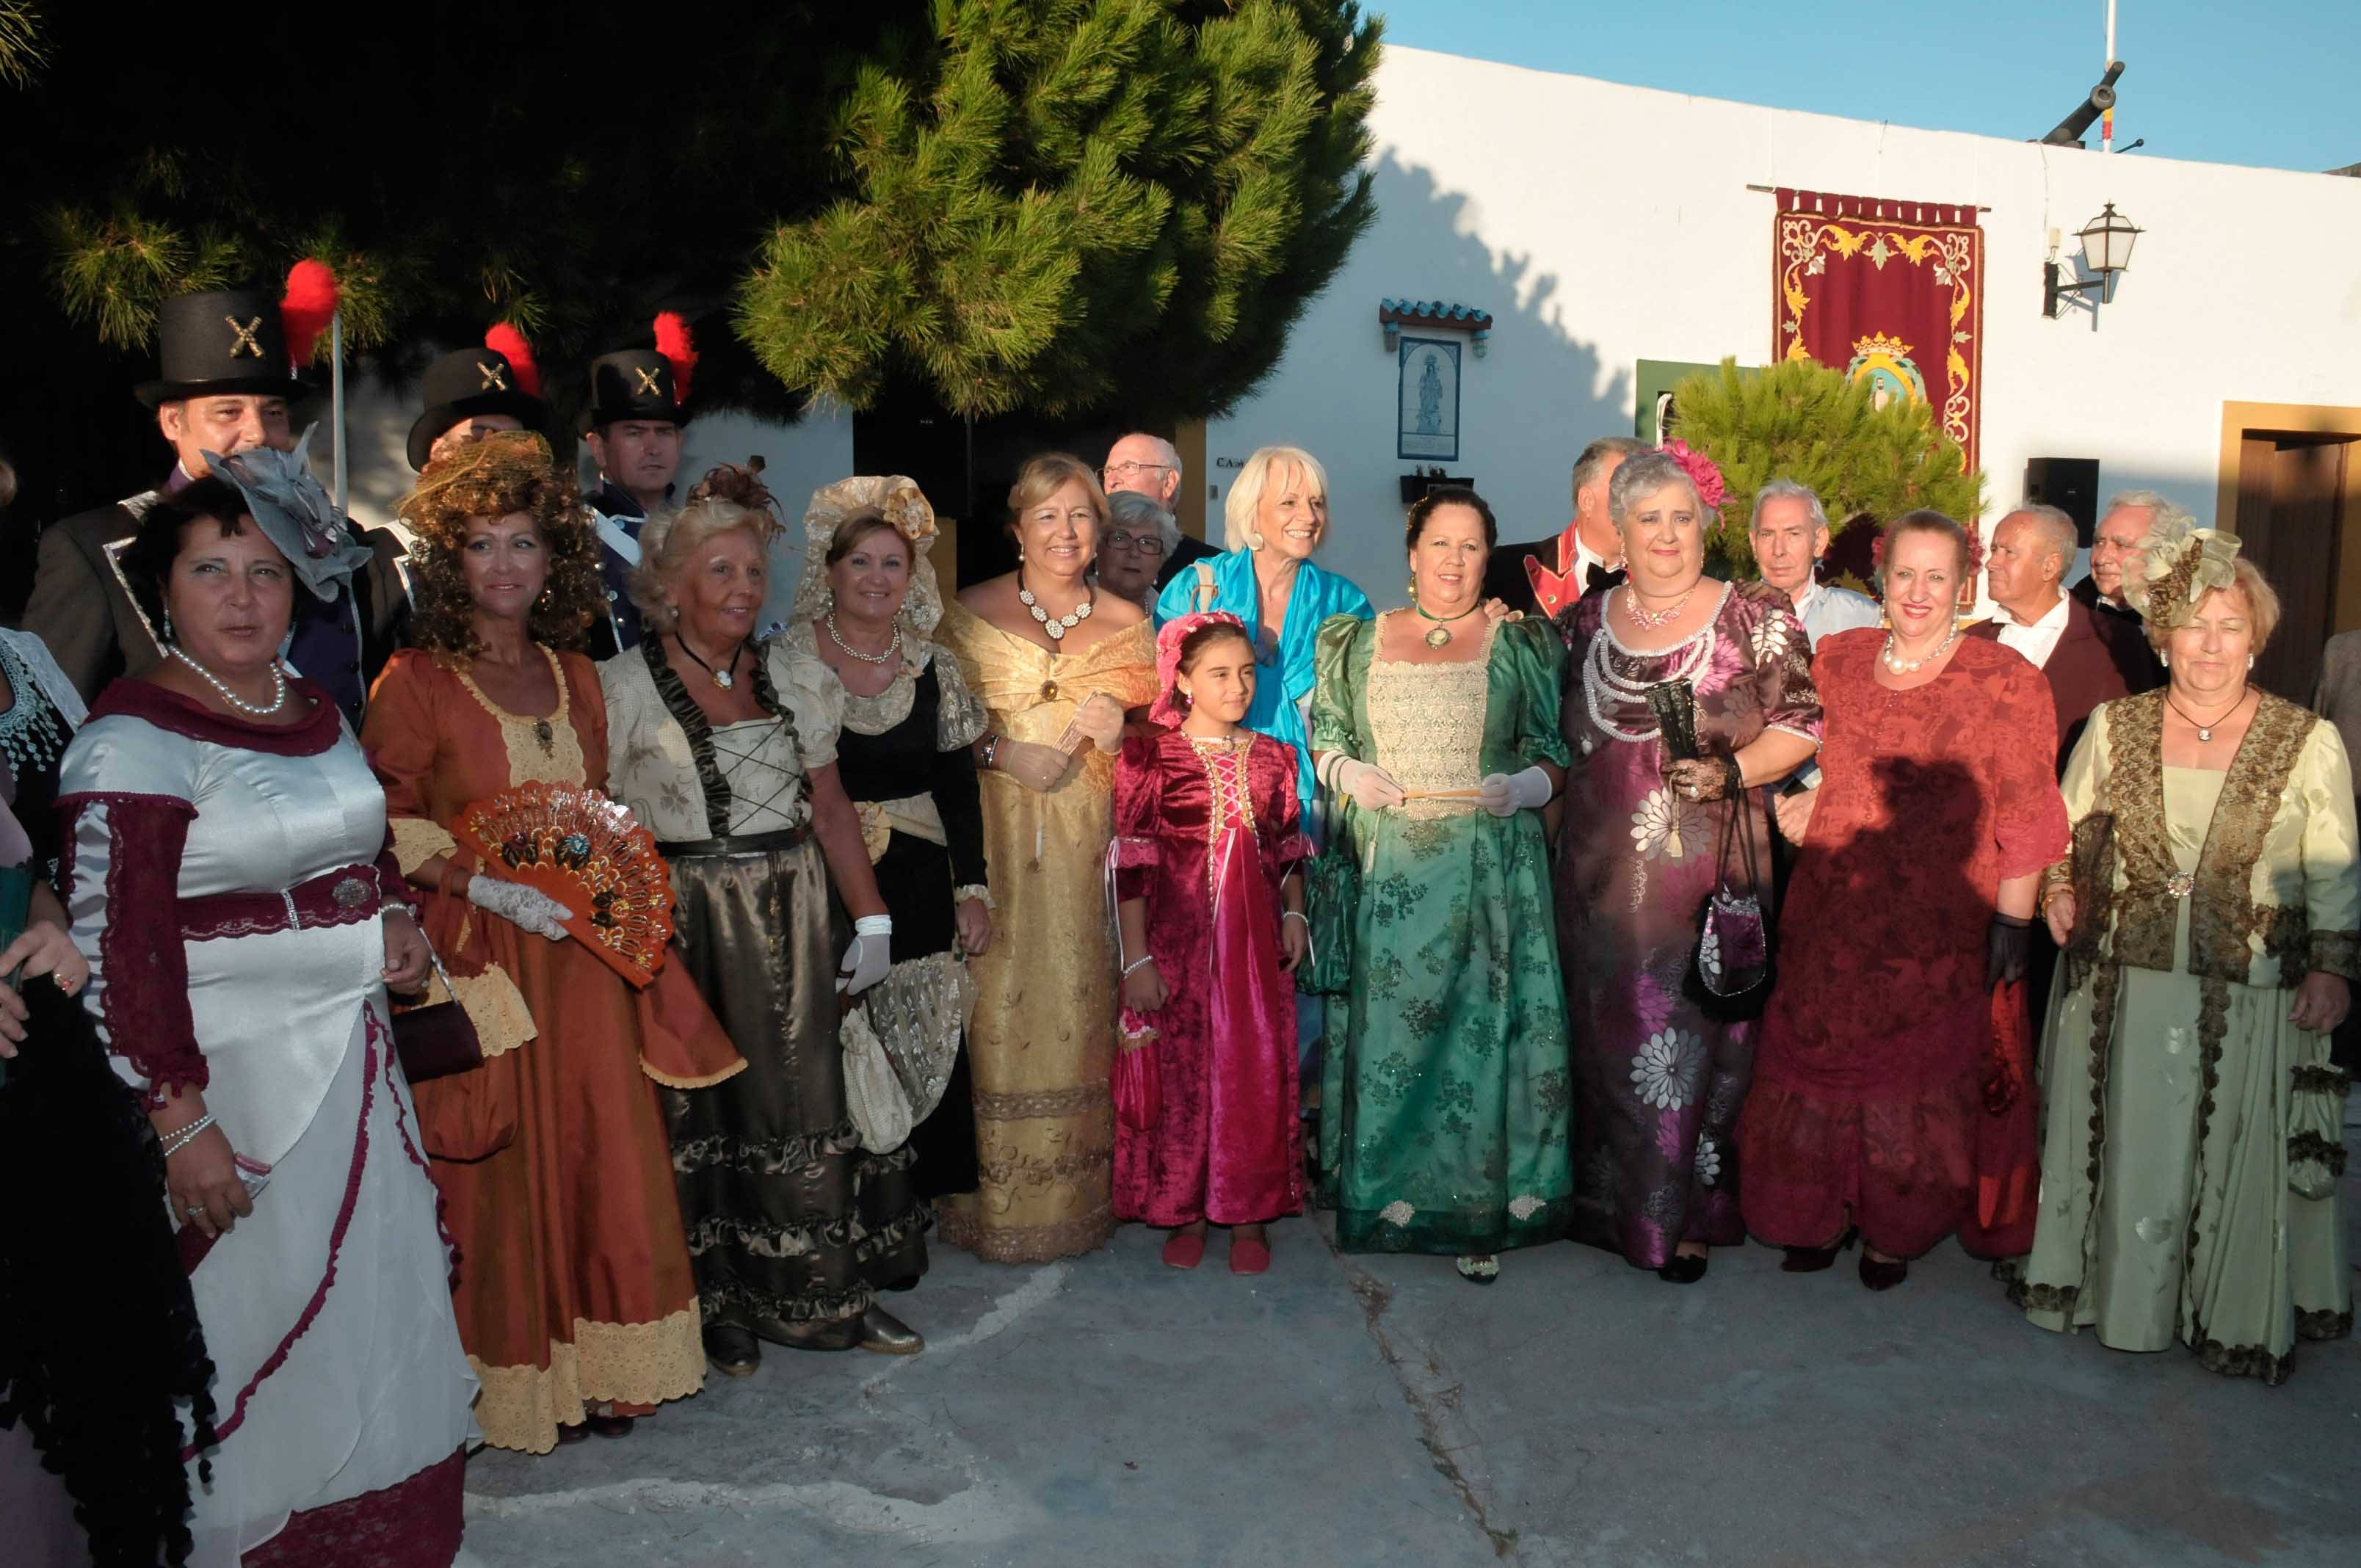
[
  {"x1": 407, "y1": 332, "x2": 555, "y2": 471},
  {"x1": 24, "y1": 288, "x2": 407, "y2": 721},
  {"x1": 579, "y1": 344, "x2": 688, "y2": 658}
]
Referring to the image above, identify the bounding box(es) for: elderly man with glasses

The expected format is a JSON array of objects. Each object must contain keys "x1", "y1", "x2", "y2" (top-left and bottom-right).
[{"x1": 1103, "y1": 432, "x2": 1219, "y2": 588}]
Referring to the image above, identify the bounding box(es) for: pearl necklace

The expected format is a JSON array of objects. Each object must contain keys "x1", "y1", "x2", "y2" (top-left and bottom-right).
[
  {"x1": 170, "y1": 645, "x2": 287, "y2": 716},
  {"x1": 1583, "y1": 617, "x2": 1716, "y2": 745},
  {"x1": 1881, "y1": 625, "x2": 1959, "y2": 674},
  {"x1": 827, "y1": 611, "x2": 901, "y2": 665},
  {"x1": 1018, "y1": 573, "x2": 1094, "y2": 640},
  {"x1": 1621, "y1": 584, "x2": 1695, "y2": 631}
]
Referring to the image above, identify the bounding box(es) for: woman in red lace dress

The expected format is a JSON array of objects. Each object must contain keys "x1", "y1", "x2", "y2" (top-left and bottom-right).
[{"x1": 1739, "y1": 512, "x2": 2068, "y2": 1288}]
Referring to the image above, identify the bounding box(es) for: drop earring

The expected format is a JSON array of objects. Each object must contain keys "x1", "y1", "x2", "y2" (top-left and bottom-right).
[
  {"x1": 2159, "y1": 652, "x2": 2169, "y2": 667},
  {"x1": 161, "y1": 607, "x2": 175, "y2": 645},
  {"x1": 2248, "y1": 655, "x2": 2256, "y2": 669}
]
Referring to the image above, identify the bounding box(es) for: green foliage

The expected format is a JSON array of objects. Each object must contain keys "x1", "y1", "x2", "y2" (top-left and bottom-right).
[
  {"x1": 737, "y1": 0, "x2": 1379, "y2": 418},
  {"x1": 1669, "y1": 357, "x2": 1987, "y2": 578},
  {"x1": 0, "y1": 1, "x2": 44, "y2": 89}
]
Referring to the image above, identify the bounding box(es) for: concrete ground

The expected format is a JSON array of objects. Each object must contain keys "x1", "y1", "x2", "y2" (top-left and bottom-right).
[{"x1": 459, "y1": 1155, "x2": 2361, "y2": 1568}]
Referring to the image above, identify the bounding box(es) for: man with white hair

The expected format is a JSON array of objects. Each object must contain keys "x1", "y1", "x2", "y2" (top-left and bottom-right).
[
  {"x1": 1967, "y1": 502, "x2": 2151, "y2": 772},
  {"x1": 1103, "y1": 432, "x2": 1218, "y2": 587},
  {"x1": 1746, "y1": 479, "x2": 1880, "y2": 647}
]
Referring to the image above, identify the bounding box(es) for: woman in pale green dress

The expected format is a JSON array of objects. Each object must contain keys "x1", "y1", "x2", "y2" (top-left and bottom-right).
[
  {"x1": 2014, "y1": 529, "x2": 2358, "y2": 1384},
  {"x1": 1310, "y1": 487, "x2": 1572, "y2": 1282}
]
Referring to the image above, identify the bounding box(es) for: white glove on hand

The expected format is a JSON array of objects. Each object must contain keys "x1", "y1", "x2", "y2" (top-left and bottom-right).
[
  {"x1": 1332, "y1": 757, "x2": 1405, "y2": 812},
  {"x1": 1479, "y1": 765, "x2": 1553, "y2": 818},
  {"x1": 838, "y1": 914, "x2": 893, "y2": 995},
  {"x1": 996, "y1": 737, "x2": 1073, "y2": 793},
  {"x1": 1069, "y1": 693, "x2": 1126, "y2": 753},
  {"x1": 467, "y1": 874, "x2": 574, "y2": 941}
]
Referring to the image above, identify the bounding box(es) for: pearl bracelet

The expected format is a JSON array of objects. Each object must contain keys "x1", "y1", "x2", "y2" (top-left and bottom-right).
[
  {"x1": 159, "y1": 1112, "x2": 217, "y2": 1158},
  {"x1": 1282, "y1": 910, "x2": 1310, "y2": 927},
  {"x1": 1121, "y1": 954, "x2": 1157, "y2": 978}
]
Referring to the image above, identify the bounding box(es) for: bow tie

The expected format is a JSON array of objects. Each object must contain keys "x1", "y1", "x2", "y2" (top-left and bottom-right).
[{"x1": 1586, "y1": 562, "x2": 1617, "y2": 591}]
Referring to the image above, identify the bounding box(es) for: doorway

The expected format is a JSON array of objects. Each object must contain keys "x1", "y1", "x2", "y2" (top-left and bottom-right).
[{"x1": 2216, "y1": 402, "x2": 2361, "y2": 703}]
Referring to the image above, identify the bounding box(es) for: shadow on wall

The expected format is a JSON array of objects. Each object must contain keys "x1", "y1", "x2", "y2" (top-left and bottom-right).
[{"x1": 1230, "y1": 152, "x2": 1628, "y2": 608}]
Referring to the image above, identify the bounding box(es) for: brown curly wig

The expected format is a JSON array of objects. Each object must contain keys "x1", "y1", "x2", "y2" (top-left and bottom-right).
[{"x1": 396, "y1": 430, "x2": 603, "y2": 656}]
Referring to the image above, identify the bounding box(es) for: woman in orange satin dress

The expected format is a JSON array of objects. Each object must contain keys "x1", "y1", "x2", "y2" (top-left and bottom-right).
[{"x1": 363, "y1": 434, "x2": 741, "y2": 1453}]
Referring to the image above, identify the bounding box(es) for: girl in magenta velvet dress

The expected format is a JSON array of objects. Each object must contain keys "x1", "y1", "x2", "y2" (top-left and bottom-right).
[{"x1": 1111, "y1": 614, "x2": 1313, "y2": 1275}]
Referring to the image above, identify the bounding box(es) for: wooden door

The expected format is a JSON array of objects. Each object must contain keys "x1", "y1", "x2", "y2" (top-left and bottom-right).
[{"x1": 2235, "y1": 433, "x2": 2347, "y2": 701}]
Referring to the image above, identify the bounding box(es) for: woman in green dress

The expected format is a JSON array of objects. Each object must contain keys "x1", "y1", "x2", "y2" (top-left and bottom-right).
[
  {"x1": 2014, "y1": 524, "x2": 2357, "y2": 1383},
  {"x1": 1310, "y1": 487, "x2": 1573, "y2": 1282}
]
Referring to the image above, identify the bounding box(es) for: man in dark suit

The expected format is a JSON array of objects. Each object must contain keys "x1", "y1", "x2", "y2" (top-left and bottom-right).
[
  {"x1": 1481, "y1": 435, "x2": 1645, "y2": 618},
  {"x1": 581, "y1": 342, "x2": 690, "y2": 659},
  {"x1": 1101, "y1": 433, "x2": 1219, "y2": 590},
  {"x1": 2069, "y1": 489, "x2": 2177, "y2": 688},
  {"x1": 1969, "y1": 503, "x2": 2156, "y2": 774},
  {"x1": 23, "y1": 288, "x2": 406, "y2": 724}
]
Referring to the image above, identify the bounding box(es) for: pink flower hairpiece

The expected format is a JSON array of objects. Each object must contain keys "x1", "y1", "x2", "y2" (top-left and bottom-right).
[
  {"x1": 1150, "y1": 611, "x2": 1248, "y2": 727},
  {"x1": 1661, "y1": 438, "x2": 1729, "y2": 514}
]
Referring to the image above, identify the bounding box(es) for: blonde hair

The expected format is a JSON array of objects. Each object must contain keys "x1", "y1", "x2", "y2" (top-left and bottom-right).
[
  {"x1": 630, "y1": 496, "x2": 784, "y2": 628},
  {"x1": 2149, "y1": 555, "x2": 2282, "y2": 655},
  {"x1": 1223, "y1": 445, "x2": 1329, "y2": 553},
  {"x1": 1007, "y1": 453, "x2": 1108, "y2": 533}
]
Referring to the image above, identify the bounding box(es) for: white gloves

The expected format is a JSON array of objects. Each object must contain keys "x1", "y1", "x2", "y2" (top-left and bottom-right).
[
  {"x1": 996, "y1": 737, "x2": 1072, "y2": 793},
  {"x1": 1330, "y1": 756, "x2": 1405, "y2": 812},
  {"x1": 1479, "y1": 765, "x2": 1553, "y2": 818},
  {"x1": 467, "y1": 874, "x2": 573, "y2": 941},
  {"x1": 838, "y1": 914, "x2": 894, "y2": 995}
]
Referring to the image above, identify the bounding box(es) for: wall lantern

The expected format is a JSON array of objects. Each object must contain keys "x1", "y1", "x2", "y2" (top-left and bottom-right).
[{"x1": 2043, "y1": 202, "x2": 2142, "y2": 318}]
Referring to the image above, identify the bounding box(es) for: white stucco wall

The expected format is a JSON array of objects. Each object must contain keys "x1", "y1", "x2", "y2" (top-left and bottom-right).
[
  {"x1": 333, "y1": 366, "x2": 852, "y2": 628},
  {"x1": 1211, "y1": 46, "x2": 2361, "y2": 609}
]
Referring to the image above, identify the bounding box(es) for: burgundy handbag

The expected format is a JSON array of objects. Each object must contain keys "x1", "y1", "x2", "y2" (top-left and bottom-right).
[{"x1": 393, "y1": 942, "x2": 483, "y2": 1084}]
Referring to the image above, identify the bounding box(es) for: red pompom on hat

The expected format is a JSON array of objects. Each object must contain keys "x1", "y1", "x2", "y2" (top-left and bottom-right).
[
  {"x1": 280, "y1": 258, "x2": 340, "y2": 369},
  {"x1": 483, "y1": 322, "x2": 542, "y2": 398},
  {"x1": 654, "y1": 311, "x2": 697, "y2": 406}
]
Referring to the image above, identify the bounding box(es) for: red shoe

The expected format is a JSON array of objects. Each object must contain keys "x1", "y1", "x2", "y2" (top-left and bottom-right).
[
  {"x1": 1162, "y1": 1229, "x2": 1207, "y2": 1269},
  {"x1": 1229, "y1": 1235, "x2": 1272, "y2": 1276}
]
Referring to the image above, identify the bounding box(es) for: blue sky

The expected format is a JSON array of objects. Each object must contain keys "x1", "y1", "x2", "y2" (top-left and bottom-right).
[{"x1": 1374, "y1": 1, "x2": 2360, "y2": 174}]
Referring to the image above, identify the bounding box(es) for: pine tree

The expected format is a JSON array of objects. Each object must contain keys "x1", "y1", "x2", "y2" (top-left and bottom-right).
[
  {"x1": 736, "y1": 0, "x2": 1379, "y2": 418},
  {"x1": 1670, "y1": 357, "x2": 1987, "y2": 581}
]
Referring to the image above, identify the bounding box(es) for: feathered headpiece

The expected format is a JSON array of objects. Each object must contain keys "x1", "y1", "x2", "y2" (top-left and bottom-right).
[
  {"x1": 654, "y1": 311, "x2": 698, "y2": 406},
  {"x1": 1150, "y1": 611, "x2": 1250, "y2": 727},
  {"x1": 205, "y1": 426, "x2": 377, "y2": 602},
  {"x1": 280, "y1": 259, "x2": 340, "y2": 368},
  {"x1": 482, "y1": 322, "x2": 542, "y2": 397},
  {"x1": 2122, "y1": 513, "x2": 2242, "y2": 633},
  {"x1": 787, "y1": 475, "x2": 943, "y2": 637}
]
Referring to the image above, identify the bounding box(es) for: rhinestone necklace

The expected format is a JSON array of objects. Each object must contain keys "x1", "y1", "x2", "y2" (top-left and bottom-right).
[
  {"x1": 826, "y1": 611, "x2": 901, "y2": 666},
  {"x1": 1018, "y1": 573, "x2": 1094, "y2": 640},
  {"x1": 170, "y1": 645, "x2": 287, "y2": 716},
  {"x1": 1620, "y1": 584, "x2": 1696, "y2": 631}
]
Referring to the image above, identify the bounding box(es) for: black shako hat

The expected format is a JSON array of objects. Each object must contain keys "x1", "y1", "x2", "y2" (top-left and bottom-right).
[
  {"x1": 407, "y1": 338, "x2": 556, "y2": 471},
  {"x1": 134, "y1": 289, "x2": 309, "y2": 408},
  {"x1": 584, "y1": 349, "x2": 689, "y2": 430}
]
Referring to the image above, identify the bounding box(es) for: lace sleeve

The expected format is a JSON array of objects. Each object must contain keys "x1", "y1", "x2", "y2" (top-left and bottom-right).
[{"x1": 931, "y1": 641, "x2": 991, "y2": 750}]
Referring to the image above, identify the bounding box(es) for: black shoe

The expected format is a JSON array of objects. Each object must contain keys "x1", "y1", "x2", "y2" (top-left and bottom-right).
[
  {"x1": 1656, "y1": 1253, "x2": 1709, "y2": 1285},
  {"x1": 704, "y1": 1324, "x2": 761, "y2": 1377},
  {"x1": 1782, "y1": 1227, "x2": 1859, "y2": 1274},
  {"x1": 555, "y1": 1422, "x2": 590, "y2": 1445},
  {"x1": 758, "y1": 1315, "x2": 861, "y2": 1353},
  {"x1": 585, "y1": 1412, "x2": 636, "y2": 1439},
  {"x1": 1859, "y1": 1253, "x2": 1908, "y2": 1292}
]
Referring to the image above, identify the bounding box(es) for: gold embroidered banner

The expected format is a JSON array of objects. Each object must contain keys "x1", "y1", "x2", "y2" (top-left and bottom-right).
[{"x1": 1774, "y1": 188, "x2": 1984, "y2": 471}]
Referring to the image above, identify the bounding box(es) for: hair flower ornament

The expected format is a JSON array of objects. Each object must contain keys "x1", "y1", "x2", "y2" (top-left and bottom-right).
[
  {"x1": 2122, "y1": 512, "x2": 2242, "y2": 633},
  {"x1": 1660, "y1": 438, "x2": 1730, "y2": 515}
]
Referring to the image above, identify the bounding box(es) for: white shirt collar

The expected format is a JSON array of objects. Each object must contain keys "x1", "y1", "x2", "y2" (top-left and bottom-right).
[{"x1": 1995, "y1": 592, "x2": 2069, "y2": 631}]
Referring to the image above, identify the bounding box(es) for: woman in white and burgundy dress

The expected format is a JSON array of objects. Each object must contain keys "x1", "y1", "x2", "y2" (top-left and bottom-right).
[{"x1": 59, "y1": 462, "x2": 476, "y2": 1567}]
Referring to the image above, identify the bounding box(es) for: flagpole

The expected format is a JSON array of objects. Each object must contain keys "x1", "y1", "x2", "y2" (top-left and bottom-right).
[
  {"x1": 330, "y1": 309, "x2": 348, "y2": 518},
  {"x1": 2101, "y1": 0, "x2": 2117, "y2": 153}
]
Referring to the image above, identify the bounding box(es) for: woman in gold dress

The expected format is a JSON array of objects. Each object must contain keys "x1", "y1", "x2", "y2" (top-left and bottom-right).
[{"x1": 939, "y1": 454, "x2": 1158, "y2": 1261}]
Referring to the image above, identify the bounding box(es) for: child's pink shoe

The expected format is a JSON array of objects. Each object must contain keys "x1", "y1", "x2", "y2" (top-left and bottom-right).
[
  {"x1": 1162, "y1": 1230, "x2": 1207, "y2": 1269},
  {"x1": 1228, "y1": 1235, "x2": 1271, "y2": 1276}
]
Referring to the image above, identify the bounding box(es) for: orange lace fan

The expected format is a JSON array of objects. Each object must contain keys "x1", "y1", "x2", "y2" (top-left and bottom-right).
[{"x1": 452, "y1": 783, "x2": 673, "y2": 987}]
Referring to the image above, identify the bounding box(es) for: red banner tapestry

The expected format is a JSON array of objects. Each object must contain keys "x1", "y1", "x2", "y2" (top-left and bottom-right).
[{"x1": 1774, "y1": 189, "x2": 1984, "y2": 472}]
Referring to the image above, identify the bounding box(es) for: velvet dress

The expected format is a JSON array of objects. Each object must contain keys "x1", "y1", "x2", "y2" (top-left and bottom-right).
[
  {"x1": 1110, "y1": 729, "x2": 1311, "y2": 1227},
  {"x1": 1556, "y1": 582, "x2": 1822, "y2": 1268},
  {"x1": 1738, "y1": 631, "x2": 2068, "y2": 1260}
]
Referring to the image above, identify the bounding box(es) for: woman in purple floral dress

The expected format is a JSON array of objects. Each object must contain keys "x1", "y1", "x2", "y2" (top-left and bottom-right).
[{"x1": 1555, "y1": 449, "x2": 1823, "y2": 1283}]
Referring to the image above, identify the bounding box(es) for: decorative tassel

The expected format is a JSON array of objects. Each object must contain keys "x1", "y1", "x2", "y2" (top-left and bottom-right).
[
  {"x1": 653, "y1": 311, "x2": 697, "y2": 404},
  {"x1": 280, "y1": 258, "x2": 340, "y2": 368},
  {"x1": 483, "y1": 322, "x2": 541, "y2": 397}
]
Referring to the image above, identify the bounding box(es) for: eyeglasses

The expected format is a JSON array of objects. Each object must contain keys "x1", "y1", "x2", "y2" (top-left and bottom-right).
[
  {"x1": 1104, "y1": 529, "x2": 1167, "y2": 557},
  {"x1": 1102, "y1": 461, "x2": 1174, "y2": 484}
]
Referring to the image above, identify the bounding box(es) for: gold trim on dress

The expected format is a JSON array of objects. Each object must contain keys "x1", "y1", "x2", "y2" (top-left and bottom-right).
[
  {"x1": 390, "y1": 815, "x2": 459, "y2": 877},
  {"x1": 466, "y1": 1305, "x2": 705, "y2": 1454},
  {"x1": 454, "y1": 645, "x2": 585, "y2": 786},
  {"x1": 641, "y1": 1055, "x2": 748, "y2": 1090},
  {"x1": 447, "y1": 962, "x2": 535, "y2": 1060}
]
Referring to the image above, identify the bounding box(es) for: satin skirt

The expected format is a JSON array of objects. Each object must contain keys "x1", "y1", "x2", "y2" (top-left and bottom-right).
[{"x1": 666, "y1": 839, "x2": 926, "y2": 1336}]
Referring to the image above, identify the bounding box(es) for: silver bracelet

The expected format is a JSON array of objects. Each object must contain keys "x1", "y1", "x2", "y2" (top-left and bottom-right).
[
  {"x1": 159, "y1": 1112, "x2": 217, "y2": 1158},
  {"x1": 1282, "y1": 910, "x2": 1310, "y2": 927},
  {"x1": 1121, "y1": 954, "x2": 1157, "y2": 978}
]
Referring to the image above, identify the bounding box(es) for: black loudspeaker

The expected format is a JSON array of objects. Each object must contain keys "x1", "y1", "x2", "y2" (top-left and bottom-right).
[
  {"x1": 2024, "y1": 457, "x2": 2101, "y2": 545},
  {"x1": 852, "y1": 405, "x2": 971, "y2": 521}
]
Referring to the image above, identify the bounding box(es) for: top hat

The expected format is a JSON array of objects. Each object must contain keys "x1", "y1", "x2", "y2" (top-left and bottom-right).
[
  {"x1": 584, "y1": 311, "x2": 698, "y2": 431},
  {"x1": 407, "y1": 327, "x2": 556, "y2": 471},
  {"x1": 135, "y1": 289, "x2": 311, "y2": 408}
]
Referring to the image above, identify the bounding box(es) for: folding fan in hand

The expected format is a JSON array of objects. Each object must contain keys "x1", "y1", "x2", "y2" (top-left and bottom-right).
[{"x1": 452, "y1": 782, "x2": 674, "y2": 987}]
